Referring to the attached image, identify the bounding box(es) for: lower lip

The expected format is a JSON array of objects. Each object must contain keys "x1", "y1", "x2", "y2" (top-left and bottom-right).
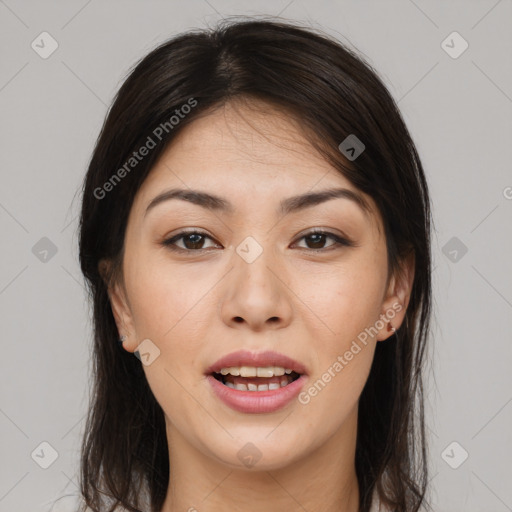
[{"x1": 206, "y1": 374, "x2": 307, "y2": 414}]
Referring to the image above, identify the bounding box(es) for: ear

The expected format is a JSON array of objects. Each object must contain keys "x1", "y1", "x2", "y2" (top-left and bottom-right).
[
  {"x1": 98, "y1": 259, "x2": 137, "y2": 353},
  {"x1": 376, "y1": 250, "x2": 415, "y2": 342}
]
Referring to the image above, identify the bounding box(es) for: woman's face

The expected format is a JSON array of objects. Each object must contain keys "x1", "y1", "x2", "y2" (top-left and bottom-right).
[{"x1": 107, "y1": 100, "x2": 411, "y2": 472}]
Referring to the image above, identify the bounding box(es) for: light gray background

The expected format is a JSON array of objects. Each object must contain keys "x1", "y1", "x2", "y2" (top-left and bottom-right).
[{"x1": 1, "y1": 1, "x2": 511, "y2": 511}]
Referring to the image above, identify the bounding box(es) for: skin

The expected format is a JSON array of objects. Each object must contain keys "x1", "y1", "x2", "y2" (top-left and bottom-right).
[{"x1": 104, "y1": 99, "x2": 414, "y2": 512}]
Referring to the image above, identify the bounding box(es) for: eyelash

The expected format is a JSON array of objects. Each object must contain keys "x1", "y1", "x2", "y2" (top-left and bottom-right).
[{"x1": 161, "y1": 229, "x2": 355, "y2": 254}]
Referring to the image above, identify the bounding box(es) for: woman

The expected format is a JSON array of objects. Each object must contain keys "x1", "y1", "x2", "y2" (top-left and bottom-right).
[{"x1": 76, "y1": 17, "x2": 433, "y2": 512}]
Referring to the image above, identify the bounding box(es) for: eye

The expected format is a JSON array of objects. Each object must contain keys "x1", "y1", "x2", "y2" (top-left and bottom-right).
[
  {"x1": 161, "y1": 229, "x2": 355, "y2": 254},
  {"x1": 292, "y1": 230, "x2": 354, "y2": 251},
  {"x1": 162, "y1": 230, "x2": 221, "y2": 252}
]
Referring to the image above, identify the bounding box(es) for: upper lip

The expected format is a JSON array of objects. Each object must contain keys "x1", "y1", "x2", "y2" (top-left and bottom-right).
[{"x1": 206, "y1": 350, "x2": 308, "y2": 375}]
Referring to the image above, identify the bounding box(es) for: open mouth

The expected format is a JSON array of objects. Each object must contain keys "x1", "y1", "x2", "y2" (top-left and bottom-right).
[
  {"x1": 206, "y1": 359, "x2": 308, "y2": 412},
  {"x1": 212, "y1": 369, "x2": 301, "y2": 392}
]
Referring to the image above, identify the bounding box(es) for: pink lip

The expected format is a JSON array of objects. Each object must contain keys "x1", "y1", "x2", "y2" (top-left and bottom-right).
[
  {"x1": 206, "y1": 373, "x2": 308, "y2": 414},
  {"x1": 205, "y1": 349, "x2": 308, "y2": 376},
  {"x1": 205, "y1": 349, "x2": 308, "y2": 414}
]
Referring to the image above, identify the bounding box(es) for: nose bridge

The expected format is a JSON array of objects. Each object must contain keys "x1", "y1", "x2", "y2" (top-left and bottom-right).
[
  {"x1": 232, "y1": 235, "x2": 281, "y2": 305},
  {"x1": 220, "y1": 234, "x2": 293, "y2": 330}
]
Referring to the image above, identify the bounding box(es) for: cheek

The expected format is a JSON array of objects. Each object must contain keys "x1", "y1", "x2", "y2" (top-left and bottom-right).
[
  {"x1": 293, "y1": 256, "x2": 386, "y2": 341},
  {"x1": 123, "y1": 255, "x2": 212, "y2": 416},
  {"x1": 293, "y1": 258, "x2": 385, "y2": 407},
  {"x1": 125, "y1": 251, "x2": 214, "y2": 339},
  {"x1": 296, "y1": 268, "x2": 382, "y2": 425},
  {"x1": 297, "y1": 344, "x2": 374, "y2": 445},
  {"x1": 123, "y1": 251, "x2": 225, "y2": 394}
]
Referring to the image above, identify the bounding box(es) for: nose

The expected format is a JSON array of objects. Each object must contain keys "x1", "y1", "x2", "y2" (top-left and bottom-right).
[{"x1": 220, "y1": 249, "x2": 294, "y2": 332}]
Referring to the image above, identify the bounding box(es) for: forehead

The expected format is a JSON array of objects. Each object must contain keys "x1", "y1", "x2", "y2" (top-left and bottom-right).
[
  {"x1": 131, "y1": 100, "x2": 381, "y2": 233},
  {"x1": 155, "y1": 99, "x2": 335, "y2": 179}
]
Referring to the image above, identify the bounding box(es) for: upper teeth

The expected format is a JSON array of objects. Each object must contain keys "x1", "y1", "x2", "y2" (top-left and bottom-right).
[{"x1": 219, "y1": 366, "x2": 293, "y2": 377}]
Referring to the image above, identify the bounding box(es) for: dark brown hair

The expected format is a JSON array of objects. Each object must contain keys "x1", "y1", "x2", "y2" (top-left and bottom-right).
[{"x1": 76, "y1": 16, "x2": 433, "y2": 512}]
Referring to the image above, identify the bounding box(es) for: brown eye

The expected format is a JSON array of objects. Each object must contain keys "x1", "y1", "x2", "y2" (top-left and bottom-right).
[
  {"x1": 304, "y1": 233, "x2": 331, "y2": 249},
  {"x1": 162, "y1": 229, "x2": 354, "y2": 254},
  {"x1": 162, "y1": 231, "x2": 220, "y2": 252},
  {"x1": 181, "y1": 233, "x2": 206, "y2": 250},
  {"x1": 294, "y1": 230, "x2": 354, "y2": 251}
]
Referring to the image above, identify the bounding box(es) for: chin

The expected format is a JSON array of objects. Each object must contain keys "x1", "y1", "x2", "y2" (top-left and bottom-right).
[{"x1": 201, "y1": 430, "x2": 305, "y2": 471}]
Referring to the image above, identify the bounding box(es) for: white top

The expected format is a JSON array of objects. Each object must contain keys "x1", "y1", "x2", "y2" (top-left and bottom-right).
[{"x1": 369, "y1": 491, "x2": 390, "y2": 512}]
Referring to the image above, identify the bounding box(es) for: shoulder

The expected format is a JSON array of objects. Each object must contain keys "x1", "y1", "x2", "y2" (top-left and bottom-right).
[
  {"x1": 369, "y1": 489, "x2": 430, "y2": 512},
  {"x1": 369, "y1": 498, "x2": 389, "y2": 512},
  {"x1": 48, "y1": 493, "x2": 130, "y2": 512},
  {"x1": 369, "y1": 489, "x2": 389, "y2": 512}
]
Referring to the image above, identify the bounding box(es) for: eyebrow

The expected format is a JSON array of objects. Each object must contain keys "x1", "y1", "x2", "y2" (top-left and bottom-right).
[{"x1": 144, "y1": 187, "x2": 372, "y2": 218}]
